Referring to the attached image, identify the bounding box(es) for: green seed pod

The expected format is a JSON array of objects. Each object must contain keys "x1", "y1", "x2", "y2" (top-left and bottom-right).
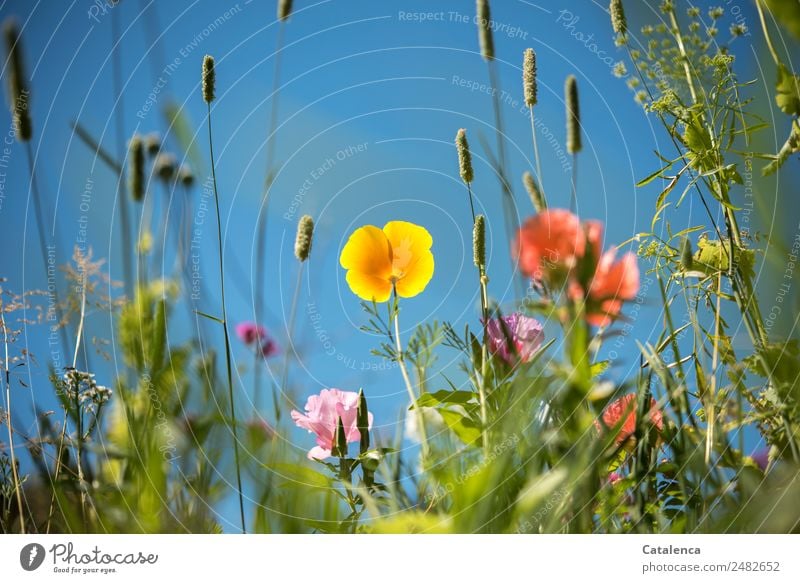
[
  {"x1": 523, "y1": 48, "x2": 537, "y2": 107},
  {"x1": 680, "y1": 236, "x2": 693, "y2": 271},
  {"x1": 357, "y1": 388, "x2": 370, "y2": 455},
  {"x1": 294, "y1": 215, "x2": 314, "y2": 262},
  {"x1": 456, "y1": 128, "x2": 474, "y2": 184},
  {"x1": 565, "y1": 75, "x2": 582, "y2": 154},
  {"x1": 202, "y1": 54, "x2": 215, "y2": 103},
  {"x1": 476, "y1": 0, "x2": 494, "y2": 61},
  {"x1": 522, "y1": 171, "x2": 546, "y2": 213},
  {"x1": 278, "y1": 0, "x2": 293, "y2": 21},
  {"x1": 128, "y1": 134, "x2": 145, "y2": 202},
  {"x1": 3, "y1": 18, "x2": 32, "y2": 142},
  {"x1": 473, "y1": 214, "x2": 486, "y2": 269},
  {"x1": 610, "y1": 0, "x2": 627, "y2": 36}
]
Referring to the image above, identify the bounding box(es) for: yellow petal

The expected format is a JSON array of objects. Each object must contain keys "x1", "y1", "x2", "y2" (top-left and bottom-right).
[
  {"x1": 345, "y1": 270, "x2": 393, "y2": 302},
  {"x1": 383, "y1": 221, "x2": 432, "y2": 275},
  {"x1": 395, "y1": 248, "x2": 434, "y2": 298},
  {"x1": 340, "y1": 225, "x2": 393, "y2": 276}
]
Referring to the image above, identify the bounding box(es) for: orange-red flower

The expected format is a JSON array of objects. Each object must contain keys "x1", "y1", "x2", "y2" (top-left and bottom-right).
[
  {"x1": 513, "y1": 209, "x2": 586, "y2": 284},
  {"x1": 595, "y1": 393, "x2": 663, "y2": 448}
]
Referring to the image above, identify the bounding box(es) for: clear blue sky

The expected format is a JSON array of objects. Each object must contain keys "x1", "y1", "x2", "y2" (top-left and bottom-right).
[{"x1": 1, "y1": 0, "x2": 797, "y2": 529}]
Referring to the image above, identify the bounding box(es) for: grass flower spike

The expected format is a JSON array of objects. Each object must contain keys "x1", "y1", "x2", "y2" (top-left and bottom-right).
[
  {"x1": 565, "y1": 75, "x2": 581, "y2": 154},
  {"x1": 523, "y1": 48, "x2": 537, "y2": 107},
  {"x1": 295, "y1": 214, "x2": 314, "y2": 261},
  {"x1": 202, "y1": 54, "x2": 215, "y2": 103},
  {"x1": 3, "y1": 18, "x2": 32, "y2": 142},
  {"x1": 340, "y1": 221, "x2": 434, "y2": 302},
  {"x1": 456, "y1": 128, "x2": 474, "y2": 184}
]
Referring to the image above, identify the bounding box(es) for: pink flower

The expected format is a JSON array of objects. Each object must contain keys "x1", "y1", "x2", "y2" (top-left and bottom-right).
[
  {"x1": 291, "y1": 389, "x2": 373, "y2": 460},
  {"x1": 595, "y1": 393, "x2": 663, "y2": 448},
  {"x1": 486, "y1": 312, "x2": 545, "y2": 364},
  {"x1": 751, "y1": 447, "x2": 770, "y2": 472},
  {"x1": 574, "y1": 249, "x2": 640, "y2": 326},
  {"x1": 236, "y1": 321, "x2": 279, "y2": 358},
  {"x1": 236, "y1": 322, "x2": 266, "y2": 345},
  {"x1": 514, "y1": 209, "x2": 586, "y2": 284}
]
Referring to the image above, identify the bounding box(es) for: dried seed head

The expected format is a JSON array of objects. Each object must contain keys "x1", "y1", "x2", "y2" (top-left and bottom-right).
[
  {"x1": 144, "y1": 132, "x2": 161, "y2": 157},
  {"x1": 476, "y1": 0, "x2": 495, "y2": 61},
  {"x1": 202, "y1": 54, "x2": 215, "y2": 103},
  {"x1": 154, "y1": 152, "x2": 177, "y2": 182},
  {"x1": 294, "y1": 215, "x2": 314, "y2": 262},
  {"x1": 565, "y1": 75, "x2": 582, "y2": 154},
  {"x1": 680, "y1": 236, "x2": 693, "y2": 271},
  {"x1": 3, "y1": 18, "x2": 32, "y2": 142},
  {"x1": 456, "y1": 128, "x2": 474, "y2": 183},
  {"x1": 610, "y1": 0, "x2": 627, "y2": 36},
  {"x1": 523, "y1": 48, "x2": 537, "y2": 107},
  {"x1": 278, "y1": 0, "x2": 293, "y2": 21},
  {"x1": 128, "y1": 134, "x2": 145, "y2": 202},
  {"x1": 178, "y1": 165, "x2": 195, "y2": 188},
  {"x1": 522, "y1": 171, "x2": 546, "y2": 213},
  {"x1": 473, "y1": 214, "x2": 486, "y2": 269}
]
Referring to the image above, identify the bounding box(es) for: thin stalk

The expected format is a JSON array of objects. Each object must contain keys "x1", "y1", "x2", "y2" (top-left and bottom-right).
[
  {"x1": 466, "y1": 182, "x2": 477, "y2": 224},
  {"x1": 706, "y1": 272, "x2": 723, "y2": 465},
  {"x1": 570, "y1": 154, "x2": 578, "y2": 212},
  {"x1": 277, "y1": 263, "x2": 304, "y2": 422},
  {"x1": 254, "y1": 21, "x2": 287, "y2": 345},
  {"x1": 754, "y1": 0, "x2": 781, "y2": 67},
  {"x1": 1, "y1": 312, "x2": 25, "y2": 534},
  {"x1": 477, "y1": 271, "x2": 490, "y2": 452},
  {"x1": 391, "y1": 286, "x2": 429, "y2": 458},
  {"x1": 111, "y1": 7, "x2": 134, "y2": 298},
  {"x1": 206, "y1": 103, "x2": 247, "y2": 534},
  {"x1": 528, "y1": 105, "x2": 545, "y2": 199}
]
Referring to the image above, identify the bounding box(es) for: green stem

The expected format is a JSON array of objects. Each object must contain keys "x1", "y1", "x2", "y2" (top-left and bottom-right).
[
  {"x1": 207, "y1": 103, "x2": 247, "y2": 534},
  {"x1": 1, "y1": 312, "x2": 25, "y2": 534},
  {"x1": 392, "y1": 286, "x2": 429, "y2": 458},
  {"x1": 528, "y1": 105, "x2": 546, "y2": 203},
  {"x1": 278, "y1": 263, "x2": 304, "y2": 421}
]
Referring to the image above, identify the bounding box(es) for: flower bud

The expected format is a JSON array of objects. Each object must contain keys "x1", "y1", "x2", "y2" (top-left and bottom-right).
[{"x1": 357, "y1": 388, "x2": 370, "y2": 454}]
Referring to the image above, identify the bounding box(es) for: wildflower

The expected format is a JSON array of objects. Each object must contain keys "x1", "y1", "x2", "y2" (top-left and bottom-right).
[
  {"x1": 476, "y1": 0, "x2": 494, "y2": 61},
  {"x1": 340, "y1": 221, "x2": 434, "y2": 302},
  {"x1": 613, "y1": 61, "x2": 627, "y2": 78},
  {"x1": 523, "y1": 48, "x2": 537, "y2": 107},
  {"x1": 565, "y1": 75, "x2": 581, "y2": 154},
  {"x1": 202, "y1": 54, "x2": 215, "y2": 103},
  {"x1": 486, "y1": 312, "x2": 545, "y2": 364},
  {"x1": 456, "y1": 128, "x2": 473, "y2": 184},
  {"x1": 62, "y1": 368, "x2": 112, "y2": 413},
  {"x1": 751, "y1": 447, "x2": 770, "y2": 472},
  {"x1": 571, "y1": 247, "x2": 640, "y2": 326},
  {"x1": 596, "y1": 393, "x2": 663, "y2": 448},
  {"x1": 473, "y1": 214, "x2": 486, "y2": 269},
  {"x1": 513, "y1": 209, "x2": 585, "y2": 285},
  {"x1": 609, "y1": 0, "x2": 627, "y2": 37},
  {"x1": 3, "y1": 18, "x2": 32, "y2": 142},
  {"x1": 291, "y1": 389, "x2": 373, "y2": 460},
  {"x1": 128, "y1": 134, "x2": 145, "y2": 202},
  {"x1": 522, "y1": 172, "x2": 546, "y2": 213},
  {"x1": 235, "y1": 322, "x2": 278, "y2": 357},
  {"x1": 294, "y1": 215, "x2": 314, "y2": 262}
]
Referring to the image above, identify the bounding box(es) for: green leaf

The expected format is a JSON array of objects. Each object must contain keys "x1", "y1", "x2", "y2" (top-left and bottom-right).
[
  {"x1": 438, "y1": 408, "x2": 482, "y2": 446},
  {"x1": 414, "y1": 390, "x2": 476, "y2": 409},
  {"x1": 194, "y1": 310, "x2": 224, "y2": 325},
  {"x1": 775, "y1": 64, "x2": 800, "y2": 116},
  {"x1": 636, "y1": 160, "x2": 675, "y2": 187}
]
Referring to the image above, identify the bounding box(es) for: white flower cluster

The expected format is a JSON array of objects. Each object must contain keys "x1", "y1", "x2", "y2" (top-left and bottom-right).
[{"x1": 62, "y1": 368, "x2": 112, "y2": 413}]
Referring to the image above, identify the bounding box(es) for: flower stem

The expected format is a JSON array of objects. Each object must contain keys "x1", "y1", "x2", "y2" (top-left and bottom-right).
[
  {"x1": 528, "y1": 106, "x2": 545, "y2": 202},
  {"x1": 1, "y1": 311, "x2": 25, "y2": 534},
  {"x1": 278, "y1": 263, "x2": 304, "y2": 422},
  {"x1": 207, "y1": 102, "x2": 247, "y2": 534},
  {"x1": 392, "y1": 286, "x2": 429, "y2": 458}
]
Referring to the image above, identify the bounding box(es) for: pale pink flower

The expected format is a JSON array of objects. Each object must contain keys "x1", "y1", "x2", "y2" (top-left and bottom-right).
[
  {"x1": 291, "y1": 389, "x2": 373, "y2": 460},
  {"x1": 486, "y1": 312, "x2": 545, "y2": 364},
  {"x1": 595, "y1": 393, "x2": 663, "y2": 448},
  {"x1": 514, "y1": 209, "x2": 586, "y2": 284}
]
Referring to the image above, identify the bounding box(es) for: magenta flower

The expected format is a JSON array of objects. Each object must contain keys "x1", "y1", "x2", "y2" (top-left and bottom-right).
[
  {"x1": 291, "y1": 389, "x2": 373, "y2": 460},
  {"x1": 485, "y1": 312, "x2": 545, "y2": 364},
  {"x1": 236, "y1": 322, "x2": 266, "y2": 345},
  {"x1": 236, "y1": 321, "x2": 278, "y2": 358},
  {"x1": 752, "y1": 447, "x2": 770, "y2": 472}
]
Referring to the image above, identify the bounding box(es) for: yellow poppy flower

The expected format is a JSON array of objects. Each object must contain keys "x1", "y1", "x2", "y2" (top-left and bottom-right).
[{"x1": 340, "y1": 221, "x2": 434, "y2": 302}]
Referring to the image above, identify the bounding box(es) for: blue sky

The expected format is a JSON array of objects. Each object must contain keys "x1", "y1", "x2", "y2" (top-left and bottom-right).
[{"x1": 1, "y1": 0, "x2": 798, "y2": 528}]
